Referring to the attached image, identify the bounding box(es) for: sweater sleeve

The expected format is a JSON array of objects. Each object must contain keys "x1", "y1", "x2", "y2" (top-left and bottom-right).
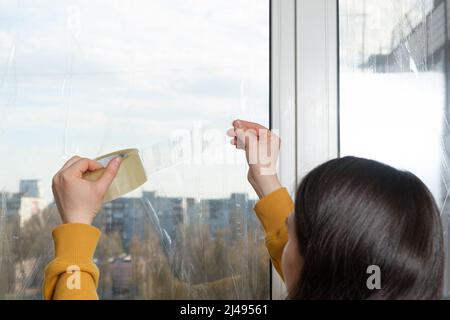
[
  {"x1": 43, "y1": 223, "x2": 101, "y2": 300},
  {"x1": 254, "y1": 188, "x2": 294, "y2": 281}
]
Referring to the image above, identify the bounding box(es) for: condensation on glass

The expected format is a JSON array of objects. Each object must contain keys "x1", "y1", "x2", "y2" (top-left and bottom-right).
[
  {"x1": 0, "y1": 0, "x2": 269, "y2": 299},
  {"x1": 339, "y1": 0, "x2": 450, "y2": 296}
]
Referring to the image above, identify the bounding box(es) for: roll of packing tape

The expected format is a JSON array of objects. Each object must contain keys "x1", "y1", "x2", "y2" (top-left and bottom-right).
[{"x1": 82, "y1": 148, "x2": 147, "y2": 203}]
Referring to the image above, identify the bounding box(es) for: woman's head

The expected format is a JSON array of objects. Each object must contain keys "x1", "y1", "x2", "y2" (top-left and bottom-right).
[{"x1": 282, "y1": 156, "x2": 444, "y2": 299}]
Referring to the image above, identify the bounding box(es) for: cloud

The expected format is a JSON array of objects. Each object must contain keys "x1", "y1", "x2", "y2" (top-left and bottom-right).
[{"x1": 0, "y1": 0, "x2": 270, "y2": 198}]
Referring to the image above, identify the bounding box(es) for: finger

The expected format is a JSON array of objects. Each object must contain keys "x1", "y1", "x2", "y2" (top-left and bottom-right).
[
  {"x1": 233, "y1": 119, "x2": 268, "y2": 132},
  {"x1": 95, "y1": 157, "x2": 123, "y2": 195},
  {"x1": 230, "y1": 137, "x2": 237, "y2": 146},
  {"x1": 66, "y1": 158, "x2": 104, "y2": 177},
  {"x1": 226, "y1": 128, "x2": 237, "y2": 137},
  {"x1": 62, "y1": 156, "x2": 82, "y2": 170}
]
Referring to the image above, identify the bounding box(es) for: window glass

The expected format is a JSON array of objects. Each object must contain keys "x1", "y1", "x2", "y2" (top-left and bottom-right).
[
  {"x1": 339, "y1": 0, "x2": 449, "y2": 295},
  {"x1": 0, "y1": 0, "x2": 269, "y2": 299}
]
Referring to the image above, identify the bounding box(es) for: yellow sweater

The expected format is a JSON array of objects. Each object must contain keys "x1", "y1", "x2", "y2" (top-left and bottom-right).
[{"x1": 43, "y1": 187, "x2": 294, "y2": 300}]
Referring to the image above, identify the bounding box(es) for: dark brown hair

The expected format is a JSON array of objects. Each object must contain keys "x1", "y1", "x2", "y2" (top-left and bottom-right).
[{"x1": 289, "y1": 156, "x2": 444, "y2": 299}]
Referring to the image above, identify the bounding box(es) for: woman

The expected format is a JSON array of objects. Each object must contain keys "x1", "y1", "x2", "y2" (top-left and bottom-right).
[
  {"x1": 44, "y1": 120, "x2": 444, "y2": 299},
  {"x1": 228, "y1": 120, "x2": 444, "y2": 299}
]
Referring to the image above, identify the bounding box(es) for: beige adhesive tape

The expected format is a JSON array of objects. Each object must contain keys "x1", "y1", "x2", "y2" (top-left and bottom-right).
[{"x1": 82, "y1": 148, "x2": 147, "y2": 203}]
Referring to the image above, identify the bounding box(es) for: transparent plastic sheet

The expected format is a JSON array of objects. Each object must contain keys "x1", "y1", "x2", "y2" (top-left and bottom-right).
[{"x1": 0, "y1": 0, "x2": 269, "y2": 299}]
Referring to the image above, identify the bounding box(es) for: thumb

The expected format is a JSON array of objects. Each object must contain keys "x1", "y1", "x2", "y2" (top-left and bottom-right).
[{"x1": 95, "y1": 157, "x2": 123, "y2": 195}]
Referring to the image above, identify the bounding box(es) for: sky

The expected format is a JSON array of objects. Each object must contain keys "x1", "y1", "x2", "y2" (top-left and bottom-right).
[{"x1": 0, "y1": 0, "x2": 270, "y2": 202}]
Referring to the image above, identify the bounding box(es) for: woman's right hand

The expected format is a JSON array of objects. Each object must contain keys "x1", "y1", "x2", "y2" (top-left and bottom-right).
[
  {"x1": 227, "y1": 120, "x2": 282, "y2": 199},
  {"x1": 52, "y1": 156, "x2": 123, "y2": 225}
]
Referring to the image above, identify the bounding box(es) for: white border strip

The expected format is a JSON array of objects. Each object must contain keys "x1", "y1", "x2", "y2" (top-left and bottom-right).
[
  {"x1": 270, "y1": 0, "x2": 297, "y2": 300},
  {"x1": 296, "y1": 0, "x2": 339, "y2": 177}
]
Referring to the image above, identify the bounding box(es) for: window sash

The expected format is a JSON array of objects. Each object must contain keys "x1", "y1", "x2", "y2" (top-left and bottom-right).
[{"x1": 270, "y1": 0, "x2": 339, "y2": 299}]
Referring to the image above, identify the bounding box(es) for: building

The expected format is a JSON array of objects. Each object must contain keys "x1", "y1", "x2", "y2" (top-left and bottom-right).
[
  {"x1": 4, "y1": 180, "x2": 46, "y2": 227},
  {"x1": 200, "y1": 193, "x2": 258, "y2": 241},
  {"x1": 95, "y1": 197, "x2": 146, "y2": 252},
  {"x1": 19, "y1": 180, "x2": 41, "y2": 198},
  {"x1": 201, "y1": 198, "x2": 229, "y2": 238},
  {"x1": 110, "y1": 256, "x2": 133, "y2": 298}
]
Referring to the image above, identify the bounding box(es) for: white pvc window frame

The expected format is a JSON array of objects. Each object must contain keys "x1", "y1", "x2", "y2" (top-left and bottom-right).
[{"x1": 270, "y1": 0, "x2": 339, "y2": 299}]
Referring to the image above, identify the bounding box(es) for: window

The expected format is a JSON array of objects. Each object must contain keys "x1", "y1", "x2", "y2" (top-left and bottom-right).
[
  {"x1": 339, "y1": 0, "x2": 450, "y2": 295},
  {"x1": 0, "y1": 0, "x2": 270, "y2": 299}
]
